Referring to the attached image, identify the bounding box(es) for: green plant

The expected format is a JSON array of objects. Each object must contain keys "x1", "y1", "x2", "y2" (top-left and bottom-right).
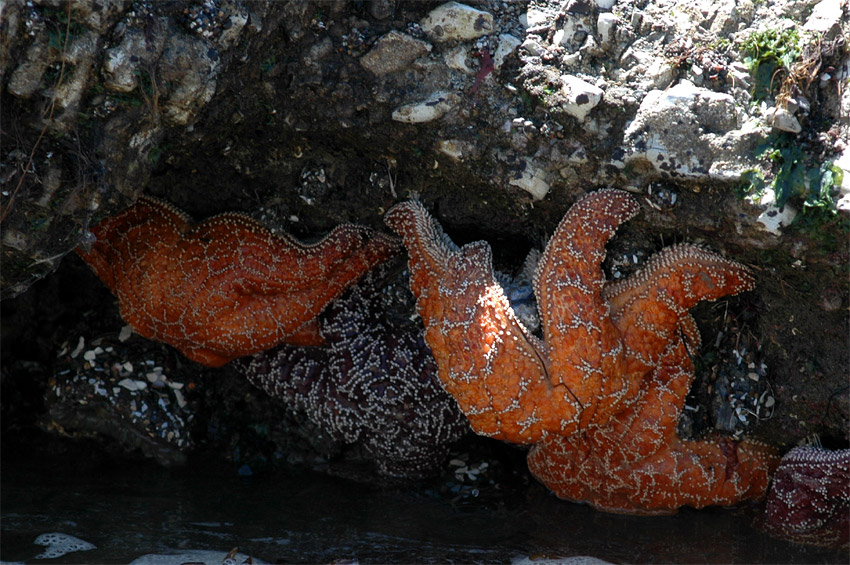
[
  {"x1": 741, "y1": 133, "x2": 843, "y2": 218},
  {"x1": 740, "y1": 26, "x2": 801, "y2": 101},
  {"x1": 260, "y1": 55, "x2": 277, "y2": 73}
]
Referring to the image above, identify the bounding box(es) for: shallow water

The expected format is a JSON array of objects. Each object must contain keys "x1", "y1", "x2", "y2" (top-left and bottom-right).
[{"x1": 1, "y1": 447, "x2": 845, "y2": 564}]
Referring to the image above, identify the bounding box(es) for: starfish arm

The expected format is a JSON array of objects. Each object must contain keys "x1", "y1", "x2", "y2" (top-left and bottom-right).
[
  {"x1": 605, "y1": 243, "x2": 755, "y2": 368},
  {"x1": 77, "y1": 197, "x2": 398, "y2": 367},
  {"x1": 597, "y1": 314, "x2": 702, "y2": 458},
  {"x1": 77, "y1": 196, "x2": 189, "y2": 295},
  {"x1": 528, "y1": 433, "x2": 778, "y2": 515},
  {"x1": 533, "y1": 189, "x2": 640, "y2": 428},
  {"x1": 527, "y1": 335, "x2": 778, "y2": 514},
  {"x1": 386, "y1": 201, "x2": 569, "y2": 443},
  {"x1": 175, "y1": 219, "x2": 400, "y2": 365},
  {"x1": 597, "y1": 336, "x2": 697, "y2": 464}
]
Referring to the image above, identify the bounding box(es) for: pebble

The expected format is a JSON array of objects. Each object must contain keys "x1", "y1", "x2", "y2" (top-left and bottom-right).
[
  {"x1": 750, "y1": 188, "x2": 798, "y2": 235},
  {"x1": 392, "y1": 91, "x2": 459, "y2": 123},
  {"x1": 118, "y1": 378, "x2": 147, "y2": 391},
  {"x1": 560, "y1": 75, "x2": 603, "y2": 121},
  {"x1": 597, "y1": 13, "x2": 618, "y2": 46},
  {"x1": 359, "y1": 31, "x2": 432, "y2": 76},
  {"x1": 119, "y1": 325, "x2": 133, "y2": 341},
  {"x1": 765, "y1": 106, "x2": 802, "y2": 133},
  {"x1": 493, "y1": 34, "x2": 521, "y2": 70},
  {"x1": 437, "y1": 139, "x2": 466, "y2": 161},
  {"x1": 420, "y1": 2, "x2": 494, "y2": 42},
  {"x1": 70, "y1": 336, "x2": 85, "y2": 358},
  {"x1": 508, "y1": 159, "x2": 550, "y2": 200}
]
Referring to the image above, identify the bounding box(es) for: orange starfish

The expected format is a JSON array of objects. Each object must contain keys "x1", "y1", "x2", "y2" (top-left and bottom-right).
[
  {"x1": 385, "y1": 189, "x2": 778, "y2": 514},
  {"x1": 77, "y1": 196, "x2": 399, "y2": 367}
]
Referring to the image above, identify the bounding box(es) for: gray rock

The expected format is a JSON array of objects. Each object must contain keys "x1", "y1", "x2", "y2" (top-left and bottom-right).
[
  {"x1": 7, "y1": 30, "x2": 51, "y2": 98},
  {"x1": 765, "y1": 106, "x2": 802, "y2": 133},
  {"x1": 360, "y1": 31, "x2": 432, "y2": 76},
  {"x1": 102, "y1": 25, "x2": 167, "y2": 93},
  {"x1": 157, "y1": 34, "x2": 220, "y2": 126},
  {"x1": 622, "y1": 80, "x2": 755, "y2": 180},
  {"x1": 804, "y1": 0, "x2": 844, "y2": 38},
  {"x1": 68, "y1": 0, "x2": 127, "y2": 33}
]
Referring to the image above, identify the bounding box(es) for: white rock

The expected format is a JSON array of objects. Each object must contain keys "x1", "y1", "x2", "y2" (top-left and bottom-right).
[
  {"x1": 804, "y1": 0, "x2": 843, "y2": 35},
  {"x1": 118, "y1": 378, "x2": 148, "y2": 391},
  {"x1": 524, "y1": 8, "x2": 549, "y2": 28},
  {"x1": 557, "y1": 14, "x2": 593, "y2": 52},
  {"x1": 509, "y1": 161, "x2": 550, "y2": 200},
  {"x1": 420, "y1": 2, "x2": 493, "y2": 42},
  {"x1": 444, "y1": 45, "x2": 473, "y2": 73},
  {"x1": 560, "y1": 75, "x2": 604, "y2": 121},
  {"x1": 765, "y1": 106, "x2": 802, "y2": 133},
  {"x1": 34, "y1": 533, "x2": 96, "y2": 560},
  {"x1": 748, "y1": 188, "x2": 798, "y2": 234},
  {"x1": 758, "y1": 203, "x2": 798, "y2": 235},
  {"x1": 552, "y1": 28, "x2": 566, "y2": 46},
  {"x1": 437, "y1": 139, "x2": 466, "y2": 161},
  {"x1": 493, "y1": 34, "x2": 522, "y2": 70},
  {"x1": 836, "y1": 192, "x2": 850, "y2": 214},
  {"x1": 597, "y1": 13, "x2": 618, "y2": 46},
  {"x1": 392, "y1": 91, "x2": 459, "y2": 123},
  {"x1": 596, "y1": 0, "x2": 618, "y2": 9},
  {"x1": 173, "y1": 388, "x2": 187, "y2": 408}
]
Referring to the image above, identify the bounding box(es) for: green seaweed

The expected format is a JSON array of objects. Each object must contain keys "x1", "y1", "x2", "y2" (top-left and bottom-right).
[
  {"x1": 740, "y1": 26, "x2": 801, "y2": 101},
  {"x1": 742, "y1": 132, "x2": 844, "y2": 221}
]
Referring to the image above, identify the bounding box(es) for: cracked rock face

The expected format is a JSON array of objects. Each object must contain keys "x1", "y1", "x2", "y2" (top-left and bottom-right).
[
  {"x1": 1, "y1": 0, "x2": 262, "y2": 297},
  {"x1": 1, "y1": 0, "x2": 848, "y2": 481},
  {"x1": 621, "y1": 80, "x2": 760, "y2": 181}
]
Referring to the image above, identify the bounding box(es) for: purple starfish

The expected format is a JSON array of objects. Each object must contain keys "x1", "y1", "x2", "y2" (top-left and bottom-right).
[
  {"x1": 236, "y1": 261, "x2": 469, "y2": 478},
  {"x1": 764, "y1": 445, "x2": 849, "y2": 549}
]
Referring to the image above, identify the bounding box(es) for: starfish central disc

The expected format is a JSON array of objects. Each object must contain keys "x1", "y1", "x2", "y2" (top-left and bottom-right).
[{"x1": 78, "y1": 196, "x2": 399, "y2": 367}]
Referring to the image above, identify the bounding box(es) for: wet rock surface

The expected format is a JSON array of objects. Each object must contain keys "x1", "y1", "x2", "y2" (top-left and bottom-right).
[{"x1": 1, "y1": 0, "x2": 849, "y2": 550}]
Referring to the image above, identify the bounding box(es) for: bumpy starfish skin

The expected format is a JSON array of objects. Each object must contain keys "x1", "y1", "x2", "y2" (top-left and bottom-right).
[
  {"x1": 764, "y1": 446, "x2": 849, "y2": 548},
  {"x1": 237, "y1": 262, "x2": 469, "y2": 478},
  {"x1": 528, "y1": 337, "x2": 777, "y2": 514},
  {"x1": 77, "y1": 196, "x2": 399, "y2": 367},
  {"x1": 386, "y1": 189, "x2": 779, "y2": 513}
]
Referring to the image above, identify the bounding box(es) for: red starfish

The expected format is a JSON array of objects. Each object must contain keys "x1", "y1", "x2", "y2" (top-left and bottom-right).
[
  {"x1": 385, "y1": 189, "x2": 778, "y2": 513},
  {"x1": 77, "y1": 196, "x2": 399, "y2": 367}
]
